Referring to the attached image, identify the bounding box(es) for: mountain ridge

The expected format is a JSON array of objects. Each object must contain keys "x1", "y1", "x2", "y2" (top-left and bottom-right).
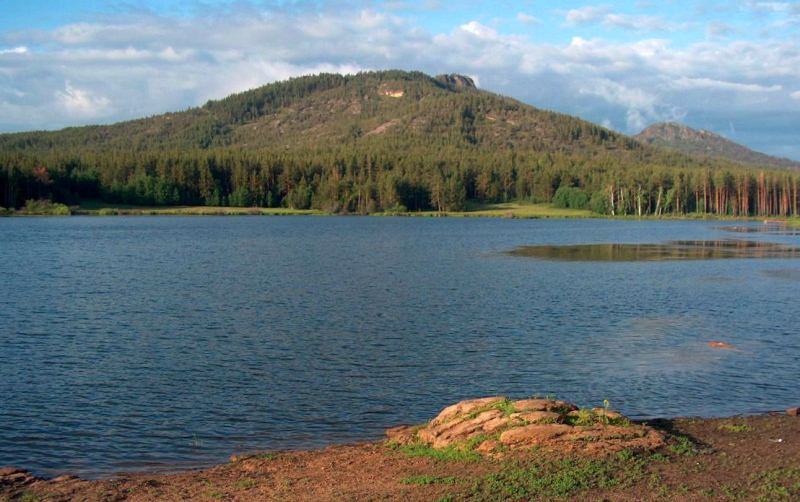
[{"x1": 635, "y1": 122, "x2": 799, "y2": 170}]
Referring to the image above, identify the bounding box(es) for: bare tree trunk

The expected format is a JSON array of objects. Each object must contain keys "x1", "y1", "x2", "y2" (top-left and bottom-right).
[
  {"x1": 610, "y1": 185, "x2": 616, "y2": 216},
  {"x1": 637, "y1": 184, "x2": 642, "y2": 217},
  {"x1": 654, "y1": 186, "x2": 663, "y2": 217}
]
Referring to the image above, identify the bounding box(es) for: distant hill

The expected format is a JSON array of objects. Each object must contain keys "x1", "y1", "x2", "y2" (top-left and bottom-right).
[{"x1": 635, "y1": 122, "x2": 799, "y2": 170}]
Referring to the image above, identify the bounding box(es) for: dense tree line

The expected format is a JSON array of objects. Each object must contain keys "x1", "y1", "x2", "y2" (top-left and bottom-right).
[{"x1": 2, "y1": 146, "x2": 799, "y2": 216}]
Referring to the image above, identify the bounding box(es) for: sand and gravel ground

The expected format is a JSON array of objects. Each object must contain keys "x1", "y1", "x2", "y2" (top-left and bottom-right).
[{"x1": 2, "y1": 413, "x2": 799, "y2": 501}]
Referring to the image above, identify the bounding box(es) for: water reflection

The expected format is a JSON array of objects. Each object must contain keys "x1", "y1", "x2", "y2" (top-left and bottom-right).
[
  {"x1": 719, "y1": 225, "x2": 800, "y2": 236},
  {"x1": 596, "y1": 315, "x2": 731, "y2": 376},
  {"x1": 508, "y1": 240, "x2": 800, "y2": 261},
  {"x1": 760, "y1": 269, "x2": 800, "y2": 281}
]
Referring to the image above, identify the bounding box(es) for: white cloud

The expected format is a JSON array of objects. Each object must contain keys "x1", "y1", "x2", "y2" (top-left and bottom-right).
[
  {"x1": 0, "y1": 46, "x2": 28, "y2": 55},
  {"x1": 56, "y1": 81, "x2": 111, "y2": 118},
  {"x1": 565, "y1": 6, "x2": 609, "y2": 25},
  {"x1": 603, "y1": 14, "x2": 679, "y2": 32},
  {"x1": 576, "y1": 77, "x2": 659, "y2": 130},
  {"x1": 564, "y1": 7, "x2": 679, "y2": 32},
  {"x1": 516, "y1": 12, "x2": 541, "y2": 25},
  {"x1": 459, "y1": 21, "x2": 497, "y2": 39},
  {"x1": 673, "y1": 77, "x2": 782, "y2": 93},
  {"x1": 747, "y1": 1, "x2": 792, "y2": 13},
  {"x1": 791, "y1": 90, "x2": 800, "y2": 100}
]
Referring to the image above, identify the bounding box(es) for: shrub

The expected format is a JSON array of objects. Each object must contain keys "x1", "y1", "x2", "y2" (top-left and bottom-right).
[
  {"x1": 552, "y1": 186, "x2": 589, "y2": 209},
  {"x1": 589, "y1": 191, "x2": 610, "y2": 214},
  {"x1": 22, "y1": 199, "x2": 71, "y2": 215},
  {"x1": 384, "y1": 203, "x2": 408, "y2": 214}
]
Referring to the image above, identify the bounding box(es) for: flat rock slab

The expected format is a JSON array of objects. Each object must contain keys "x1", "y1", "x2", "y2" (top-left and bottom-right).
[
  {"x1": 387, "y1": 396, "x2": 666, "y2": 456},
  {"x1": 0, "y1": 467, "x2": 37, "y2": 490}
]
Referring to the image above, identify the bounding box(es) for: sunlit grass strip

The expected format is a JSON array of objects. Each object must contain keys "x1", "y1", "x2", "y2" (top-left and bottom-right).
[{"x1": 73, "y1": 204, "x2": 323, "y2": 216}]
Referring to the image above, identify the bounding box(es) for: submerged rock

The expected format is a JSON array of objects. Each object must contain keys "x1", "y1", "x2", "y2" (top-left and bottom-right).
[
  {"x1": 707, "y1": 341, "x2": 736, "y2": 350},
  {"x1": 386, "y1": 396, "x2": 666, "y2": 456}
]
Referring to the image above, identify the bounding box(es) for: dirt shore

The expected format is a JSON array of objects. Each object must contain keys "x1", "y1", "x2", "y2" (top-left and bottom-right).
[{"x1": 2, "y1": 413, "x2": 799, "y2": 501}]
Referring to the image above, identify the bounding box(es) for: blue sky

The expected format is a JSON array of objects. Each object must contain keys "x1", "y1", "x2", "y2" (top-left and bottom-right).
[{"x1": 1, "y1": 0, "x2": 799, "y2": 158}]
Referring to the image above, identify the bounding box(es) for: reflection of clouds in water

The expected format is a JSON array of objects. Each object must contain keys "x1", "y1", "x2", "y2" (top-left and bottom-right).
[
  {"x1": 590, "y1": 315, "x2": 734, "y2": 376},
  {"x1": 760, "y1": 269, "x2": 800, "y2": 281}
]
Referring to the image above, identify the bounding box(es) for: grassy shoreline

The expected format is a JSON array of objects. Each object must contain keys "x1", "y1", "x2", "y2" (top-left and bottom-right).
[
  {"x1": 5, "y1": 200, "x2": 798, "y2": 223},
  {"x1": 2, "y1": 412, "x2": 798, "y2": 501}
]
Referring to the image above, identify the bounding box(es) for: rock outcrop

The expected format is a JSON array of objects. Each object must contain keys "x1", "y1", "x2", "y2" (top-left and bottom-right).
[
  {"x1": 435, "y1": 74, "x2": 476, "y2": 91},
  {"x1": 0, "y1": 467, "x2": 37, "y2": 491},
  {"x1": 386, "y1": 396, "x2": 665, "y2": 457}
]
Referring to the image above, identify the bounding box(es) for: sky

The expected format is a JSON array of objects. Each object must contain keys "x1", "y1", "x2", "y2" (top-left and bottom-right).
[{"x1": 1, "y1": 0, "x2": 799, "y2": 159}]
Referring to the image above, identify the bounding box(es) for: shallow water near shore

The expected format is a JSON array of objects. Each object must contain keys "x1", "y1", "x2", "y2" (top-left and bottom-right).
[{"x1": 1, "y1": 216, "x2": 799, "y2": 477}]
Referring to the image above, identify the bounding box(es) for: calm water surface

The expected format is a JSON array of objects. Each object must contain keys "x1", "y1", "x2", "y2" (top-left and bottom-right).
[{"x1": 1, "y1": 216, "x2": 798, "y2": 477}]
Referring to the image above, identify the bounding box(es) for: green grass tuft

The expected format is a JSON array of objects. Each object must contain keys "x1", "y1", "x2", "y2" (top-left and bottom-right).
[
  {"x1": 234, "y1": 478, "x2": 258, "y2": 490},
  {"x1": 465, "y1": 398, "x2": 518, "y2": 421},
  {"x1": 562, "y1": 408, "x2": 631, "y2": 427},
  {"x1": 564, "y1": 409, "x2": 596, "y2": 427},
  {"x1": 717, "y1": 423, "x2": 753, "y2": 433},
  {"x1": 493, "y1": 399, "x2": 518, "y2": 417},
  {"x1": 469, "y1": 457, "x2": 623, "y2": 500},
  {"x1": 668, "y1": 435, "x2": 698, "y2": 456},
  {"x1": 401, "y1": 475, "x2": 459, "y2": 486},
  {"x1": 750, "y1": 467, "x2": 800, "y2": 501},
  {"x1": 394, "y1": 442, "x2": 482, "y2": 462},
  {"x1": 18, "y1": 492, "x2": 41, "y2": 502}
]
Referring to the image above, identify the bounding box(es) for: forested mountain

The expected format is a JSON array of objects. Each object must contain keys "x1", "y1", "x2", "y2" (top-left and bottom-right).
[
  {"x1": 0, "y1": 71, "x2": 638, "y2": 154},
  {"x1": 636, "y1": 122, "x2": 800, "y2": 170},
  {"x1": 1, "y1": 70, "x2": 799, "y2": 217}
]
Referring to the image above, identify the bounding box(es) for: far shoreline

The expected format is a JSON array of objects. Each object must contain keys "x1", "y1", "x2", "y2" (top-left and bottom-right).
[{"x1": 2, "y1": 200, "x2": 796, "y2": 225}]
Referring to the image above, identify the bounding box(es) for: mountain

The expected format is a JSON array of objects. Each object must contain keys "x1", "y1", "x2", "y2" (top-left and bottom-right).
[
  {"x1": 0, "y1": 70, "x2": 641, "y2": 155},
  {"x1": 1, "y1": 70, "x2": 798, "y2": 218},
  {"x1": 635, "y1": 122, "x2": 799, "y2": 170}
]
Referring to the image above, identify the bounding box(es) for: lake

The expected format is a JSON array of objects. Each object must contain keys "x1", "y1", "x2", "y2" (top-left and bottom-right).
[{"x1": 1, "y1": 216, "x2": 798, "y2": 477}]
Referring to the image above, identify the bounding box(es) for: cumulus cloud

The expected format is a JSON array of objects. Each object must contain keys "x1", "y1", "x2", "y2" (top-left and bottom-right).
[
  {"x1": 0, "y1": 4, "x2": 798, "y2": 158},
  {"x1": 56, "y1": 81, "x2": 111, "y2": 117}
]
